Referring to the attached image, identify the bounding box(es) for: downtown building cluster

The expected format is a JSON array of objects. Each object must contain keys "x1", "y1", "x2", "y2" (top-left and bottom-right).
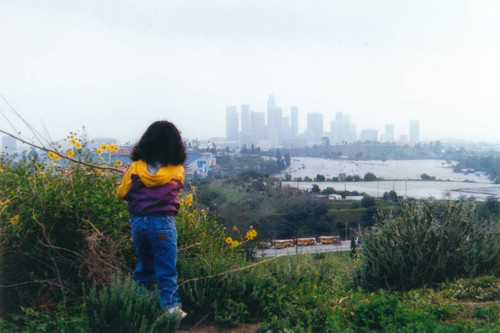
[{"x1": 226, "y1": 95, "x2": 420, "y2": 149}]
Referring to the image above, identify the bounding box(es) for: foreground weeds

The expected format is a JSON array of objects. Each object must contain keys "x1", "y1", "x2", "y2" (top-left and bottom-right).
[{"x1": 1, "y1": 150, "x2": 499, "y2": 332}]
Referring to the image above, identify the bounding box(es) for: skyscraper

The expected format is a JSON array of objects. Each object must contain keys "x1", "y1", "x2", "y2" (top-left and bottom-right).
[
  {"x1": 290, "y1": 106, "x2": 298, "y2": 137},
  {"x1": 266, "y1": 95, "x2": 283, "y2": 146},
  {"x1": 251, "y1": 111, "x2": 266, "y2": 142},
  {"x1": 381, "y1": 124, "x2": 394, "y2": 142},
  {"x1": 240, "y1": 105, "x2": 251, "y2": 132},
  {"x1": 409, "y1": 120, "x2": 420, "y2": 143},
  {"x1": 225, "y1": 106, "x2": 238, "y2": 141},
  {"x1": 307, "y1": 112, "x2": 323, "y2": 144},
  {"x1": 330, "y1": 112, "x2": 357, "y2": 143}
]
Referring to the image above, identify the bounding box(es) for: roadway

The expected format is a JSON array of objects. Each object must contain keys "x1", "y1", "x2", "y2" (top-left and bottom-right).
[{"x1": 255, "y1": 241, "x2": 352, "y2": 258}]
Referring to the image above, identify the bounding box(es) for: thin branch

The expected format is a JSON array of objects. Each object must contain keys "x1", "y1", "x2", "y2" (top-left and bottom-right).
[
  {"x1": 0, "y1": 279, "x2": 62, "y2": 289},
  {"x1": 179, "y1": 242, "x2": 202, "y2": 251},
  {"x1": 0, "y1": 129, "x2": 122, "y2": 173},
  {"x1": 0, "y1": 93, "x2": 49, "y2": 147},
  {"x1": 178, "y1": 256, "x2": 279, "y2": 288},
  {"x1": 33, "y1": 214, "x2": 81, "y2": 257}
]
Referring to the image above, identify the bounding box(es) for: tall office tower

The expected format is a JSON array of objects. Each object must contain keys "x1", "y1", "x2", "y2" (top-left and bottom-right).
[
  {"x1": 266, "y1": 95, "x2": 282, "y2": 146},
  {"x1": 330, "y1": 112, "x2": 356, "y2": 143},
  {"x1": 381, "y1": 124, "x2": 395, "y2": 142},
  {"x1": 359, "y1": 129, "x2": 379, "y2": 142},
  {"x1": 239, "y1": 104, "x2": 253, "y2": 147},
  {"x1": 409, "y1": 120, "x2": 420, "y2": 143},
  {"x1": 240, "y1": 105, "x2": 251, "y2": 132},
  {"x1": 225, "y1": 106, "x2": 239, "y2": 141},
  {"x1": 290, "y1": 106, "x2": 299, "y2": 137},
  {"x1": 307, "y1": 112, "x2": 323, "y2": 144},
  {"x1": 251, "y1": 111, "x2": 266, "y2": 142}
]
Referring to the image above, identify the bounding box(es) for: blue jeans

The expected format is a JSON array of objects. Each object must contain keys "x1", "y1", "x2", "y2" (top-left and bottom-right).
[{"x1": 130, "y1": 215, "x2": 180, "y2": 309}]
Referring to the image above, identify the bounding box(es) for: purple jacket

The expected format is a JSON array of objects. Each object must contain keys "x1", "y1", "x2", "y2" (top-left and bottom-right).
[{"x1": 117, "y1": 160, "x2": 185, "y2": 216}]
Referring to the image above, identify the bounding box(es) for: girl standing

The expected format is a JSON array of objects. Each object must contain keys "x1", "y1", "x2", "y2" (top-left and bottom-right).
[{"x1": 117, "y1": 120, "x2": 187, "y2": 318}]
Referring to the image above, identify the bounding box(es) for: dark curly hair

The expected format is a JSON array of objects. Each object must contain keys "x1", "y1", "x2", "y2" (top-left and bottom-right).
[{"x1": 130, "y1": 121, "x2": 186, "y2": 166}]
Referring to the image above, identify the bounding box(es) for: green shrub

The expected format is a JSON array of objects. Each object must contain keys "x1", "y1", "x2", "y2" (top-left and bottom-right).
[
  {"x1": 353, "y1": 201, "x2": 500, "y2": 291},
  {"x1": 86, "y1": 273, "x2": 180, "y2": 333},
  {"x1": 0, "y1": 305, "x2": 88, "y2": 332}
]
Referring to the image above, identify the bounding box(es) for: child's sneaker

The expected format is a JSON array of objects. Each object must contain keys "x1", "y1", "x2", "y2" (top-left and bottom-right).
[{"x1": 167, "y1": 306, "x2": 187, "y2": 319}]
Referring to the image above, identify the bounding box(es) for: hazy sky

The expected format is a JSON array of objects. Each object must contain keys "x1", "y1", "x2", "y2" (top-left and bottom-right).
[{"x1": 1, "y1": 0, "x2": 500, "y2": 144}]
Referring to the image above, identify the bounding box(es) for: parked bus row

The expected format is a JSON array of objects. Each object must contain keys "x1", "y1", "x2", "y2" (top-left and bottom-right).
[{"x1": 259, "y1": 236, "x2": 342, "y2": 249}]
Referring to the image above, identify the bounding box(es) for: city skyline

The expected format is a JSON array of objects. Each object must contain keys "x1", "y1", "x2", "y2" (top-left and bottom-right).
[
  {"x1": 225, "y1": 95, "x2": 421, "y2": 148},
  {"x1": 1, "y1": 1, "x2": 500, "y2": 144}
]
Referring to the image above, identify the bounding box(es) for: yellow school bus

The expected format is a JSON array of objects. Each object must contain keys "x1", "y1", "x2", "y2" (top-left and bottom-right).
[
  {"x1": 272, "y1": 239, "x2": 294, "y2": 248},
  {"x1": 295, "y1": 237, "x2": 317, "y2": 246},
  {"x1": 319, "y1": 236, "x2": 341, "y2": 245}
]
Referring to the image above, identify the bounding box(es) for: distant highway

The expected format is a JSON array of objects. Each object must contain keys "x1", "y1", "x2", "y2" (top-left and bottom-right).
[{"x1": 255, "y1": 241, "x2": 352, "y2": 258}]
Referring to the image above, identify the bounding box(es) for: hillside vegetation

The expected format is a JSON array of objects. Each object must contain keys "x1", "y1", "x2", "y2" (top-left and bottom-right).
[{"x1": 0, "y1": 148, "x2": 499, "y2": 332}]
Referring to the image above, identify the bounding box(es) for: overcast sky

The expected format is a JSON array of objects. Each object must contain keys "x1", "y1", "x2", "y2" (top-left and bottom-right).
[{"x1": 1, "y1": 0, "x2": 500, "y2": 144}]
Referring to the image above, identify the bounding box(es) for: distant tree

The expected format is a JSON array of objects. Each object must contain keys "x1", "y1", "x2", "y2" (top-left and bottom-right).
[
  {"x1": 321, "y1": 136, "x2": 330, "y2": 146},
  {"x1": 283, "y1": 173, "x2": 292, "y2": 181},
  {"x1": 304, "y1": 176, "x2": 313, "y2": 182},
  {"x1": 311, "y1": 184, "x2": 321, "y2": 193},
  {"x1": 363, "y1": 172, "x2": 377, "y2": 181},
  {"x1": 420, "y1": 173, "x2": 436, "y2": 180},
  {"x1": 315, "y1": 174, "x2": 326, "y2": 182},
  {"x1": 353, "y1": 175, "x2": 361, "y2": 182},
  {"x1": 322, "y1": 187, "x2": 335, "y2": 195},
  {"x1": 383, "y1": 190, "x2": 398, "y2": 202},
  {"x1": 361, "y1": 196, "x2": 376, "y2": 208}
]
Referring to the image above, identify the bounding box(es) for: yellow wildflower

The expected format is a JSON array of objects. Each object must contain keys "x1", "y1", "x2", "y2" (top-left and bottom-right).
[
  {"x1": 200, "y1": 209, "x2": 206, "y2": 215},
  {"x1": 69, "y1": 138, "x2": 77, "y2": 145},
  {"x1": 0, "y1": 164, "x2": 3, "y2": 173},
  {"x1": 190, "y1": 185, "x2": 196, "y2": 190},
  {"x1": 48, "y1": 151, "x2": 61, "y2": 161},
  {"x1": 99, "y1": 143, "x2": 108, "y2": 152},
  {"x1": 74, "y1": 141, "x2": 82, "y2": 149},
  {"x1": 225, "y1": 237, "x2": 233, "y2": 244},
  {"x1": 96, "y1": 149, "x2": 103, "y2": 155},
  {"x1": 90, "y1": 139, "x2": 95, "y2": 143},
  {"x1": 114, "y1": 160, "x2": 123, "y2": 167},
  {"x1": 107, "y1": 143, "x2": 117, "y2": 152},
  {"x1": 66, "y1": 150, "x2": 74, "y2": 158},
  {"x1": 9, "y1": 215, "x2": 20, "y2": 226},
  {"x1": 231, "y1": 240, "x2": 239, "y2": 248},
  {"x1": 245, "y1": 229, "x2": 258, "y2": 240},
  {"x1": 232, "y1": 226, "x2": 238, "y2": 231}
]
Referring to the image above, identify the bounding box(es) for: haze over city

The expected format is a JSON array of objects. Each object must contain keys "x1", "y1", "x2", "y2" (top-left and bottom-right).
[{"x1": 1, "y1": 1, "x2": 500, "y2": 144}]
